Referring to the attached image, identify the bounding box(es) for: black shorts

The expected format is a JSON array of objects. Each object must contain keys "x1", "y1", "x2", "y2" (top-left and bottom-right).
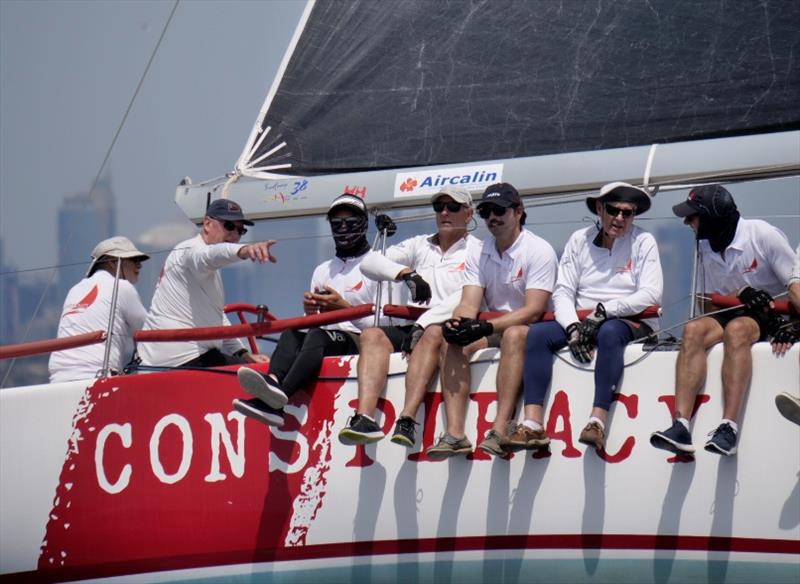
[
  {"x1": 375, "y1": 325, "x2": 416, "y2": 351},
  {"x1": 707, "y1": 308, "x2": 770, "y2": 341}
]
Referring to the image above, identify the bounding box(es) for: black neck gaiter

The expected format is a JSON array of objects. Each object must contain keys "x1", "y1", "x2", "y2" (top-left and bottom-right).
[
  {"x1": 331, "y1": 215, "x2": 369, "y2": 259},
  {"x1": 697, "y1": 210, "x2": 740, "y2": 253}
]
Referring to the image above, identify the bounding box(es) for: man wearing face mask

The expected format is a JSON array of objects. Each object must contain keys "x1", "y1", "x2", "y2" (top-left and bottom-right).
[
  {"x1": 138, "y1": 198, "x2": 277, "y2": 369},
  {"x1": 650, "y1": 185, "x2": 795, "y2": 456},
  {"x1": 430, "y1": 182, "x2": 558, "y2": 458},
  {"x1": 234, "y1": 193, "x2": 393, "y2": 426}
]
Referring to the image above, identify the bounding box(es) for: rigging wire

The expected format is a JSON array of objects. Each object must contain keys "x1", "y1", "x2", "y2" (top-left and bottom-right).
[{"x1": 1, "y1": 0, "x2": 181, "y2": 389}]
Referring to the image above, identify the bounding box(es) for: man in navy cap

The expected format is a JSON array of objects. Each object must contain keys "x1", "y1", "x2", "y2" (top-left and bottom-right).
[
  {"x1": 650, "y1": 185, "x2": 795, "y2": 456},
  {"x1": 138, "y1": 198, "x2": 277, "y2": 369}
]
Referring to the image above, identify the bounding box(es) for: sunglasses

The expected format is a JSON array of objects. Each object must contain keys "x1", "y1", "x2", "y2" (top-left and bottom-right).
[
  {"x1": 216, "y1": 218, "x2": 247, "y2": 235},
  {"x1": 329, "y1": 216, "x2": 363, "y2": 230},
  {"x1": 603, "y1": 203, "x2": 635, "y2": 218},
  {"x1": 432, "y1": 201, "x2": 465, "y2": 213},
  {"x1": 478, "y1": 204, "x2": 515, "y2": 219}
]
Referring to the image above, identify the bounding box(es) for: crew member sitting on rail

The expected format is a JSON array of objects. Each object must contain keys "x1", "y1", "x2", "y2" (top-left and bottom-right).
[
  {"x1": 774, "y1": 242, "x2": 800, "y2": 426},
  {"x1": 49, "y1": 236, "x2": 150, "y2": 382},
  {"x1": 513, "y1": 183, "x2": 662, "y2": 452},
  {"x1": 234, "y1": 193, "x2": 396, "y2": 427},
  {"x1": 650, "y1": 185, "x2": 795, "y2": 456},
  {"x1": 137, "y1": 198, "x2": 276, "y2": 369},
  {"x1": 432, "y1": 182, "x2": 558, "y2": 459},
  {"x1": 337, "y1": 186, "x2": 481, "y2": 447}
]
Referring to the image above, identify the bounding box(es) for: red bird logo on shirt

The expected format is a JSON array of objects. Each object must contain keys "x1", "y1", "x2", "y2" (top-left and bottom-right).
[
  {"x1": 347, "y1": 280, "x2": 364, "y2": 292},
  {"x1": 616, "y1": 258, "x2": 634, "y2": 273},
  {"x1": 742, "y1": 258, "x2": 758, "y2": 274},
  {"x1": 448, "y1": 262, "x2": 466, "y2": 272},
  {"x1": 510, "y1": 267, "x2": 524, "y2": 282},
  {"x1": 63, "y1": 285, "x2": 99, "y2": 317}
]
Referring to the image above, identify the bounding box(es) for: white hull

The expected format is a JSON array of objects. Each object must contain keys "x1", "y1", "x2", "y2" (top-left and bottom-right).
[{"x1": 1, "y1": 344, "x2": 798, "y2": 582}]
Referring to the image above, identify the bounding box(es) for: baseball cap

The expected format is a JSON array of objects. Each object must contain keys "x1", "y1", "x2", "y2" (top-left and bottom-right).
[
  {"x1": 87, "y1": 236, "x2": 150, "y2": 277},
  {"x1": 327, "y1": 193, "x2": 368, "y2": 217},
  {"x1": 431, "y1": 186, "x2": 473, "y2": 207},
  {"x1": 205, "y1": 198, "x2": 255, "y2": 225},
  {"x1": 586, "y1": 182, "x2": 651, "y2": 216},
  {"x1": 672, "y1": 184, "x2": 737, "y2": 218},
  {"x1": 476, "y1": 182, "x2": 521, "y2": 209}
]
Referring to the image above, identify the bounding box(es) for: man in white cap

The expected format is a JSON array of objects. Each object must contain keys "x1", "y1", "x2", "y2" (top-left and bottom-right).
[
  {"x1": 233, "y1": 193, "x2": 396, "y2": 427},
  {"x1": 512, "y1": 182, "x2": 662, "y2": 453},
  {"x1": 49, "y1": 236, "x2": 150, "y2": 382},
  {"x1": 338, "y1": 186, "x2": 481, "y2": 447},
  {"x1": 138, "y1": 198, "x2": 277, "y2": 369}
]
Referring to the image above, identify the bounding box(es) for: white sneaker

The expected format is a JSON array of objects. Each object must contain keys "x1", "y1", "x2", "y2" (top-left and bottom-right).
[{"x1": 775, "y1": 392, "x2": 800, "y2": 426}]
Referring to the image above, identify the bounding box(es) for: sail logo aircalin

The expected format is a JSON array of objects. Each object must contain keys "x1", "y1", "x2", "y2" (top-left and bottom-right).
[{"x1": 394, "y1": 163, "x2": 503, "y2": 198}]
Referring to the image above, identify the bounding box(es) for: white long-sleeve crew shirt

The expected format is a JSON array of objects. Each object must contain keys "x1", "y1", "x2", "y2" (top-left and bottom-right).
[
  {"x1": 553, "y1": 225, "x2": 663, "y2": 331},
  {"x1": 697, "y1": 218, "x2": 794, "y2": 297},
  {"x1": 49, "y1": 270, "x2": 147, "y2": 383},
  {"x1": 464, "y1": 229, "x2": 558, "y2": 311},
  {"x1": 790, "y1": 244, "x2": 800, "y2": 287},
  {"x1": 360, "y1": 233, "x2": 481, "y2": 328},
  {"x1": 138, "y1": 234, "x2": 246, "y2": 367}
]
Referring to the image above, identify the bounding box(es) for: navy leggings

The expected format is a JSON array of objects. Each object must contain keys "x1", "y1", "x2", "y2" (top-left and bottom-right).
[{"x1": 522, "y1": 320, "x2": 634, "y2": 411}]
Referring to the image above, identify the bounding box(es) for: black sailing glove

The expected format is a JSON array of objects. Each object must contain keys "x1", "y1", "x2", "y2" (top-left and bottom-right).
[
  {"x1": 375, "y1": 214, "x2": 397, "y2": 237},
  {"x1": 442, "y1": 318, "x2": 494, "y2": 346},
  {"x1": 576, "y1": 303, "x2": 607, "y2": 350},
  {"x1": 737, "y1": 286, "x2": 773, "y2": 312},
  {"x1": 566, "y1": 322, "x2": 592, "y2": 363},
  {"x1": 401, "y1": 324, "x2": 425, "y2": 355},
  {"x1": 769, "y1": 316, "x2": 800, "y2": 345},
  {"x1": 401, "y1": 271, "x2": 432, "y2": 303}
]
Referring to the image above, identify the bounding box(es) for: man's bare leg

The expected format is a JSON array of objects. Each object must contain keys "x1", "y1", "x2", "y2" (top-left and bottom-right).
[
  {"x1": 491, "y1": 325, "x2": 528, "y2": 436},
  {"x1": 439, "y1": 339, "x2": 484, "y2": 438},
  {"x1": 355, "y1": 327, "x2": 394, "y2": 416},
  {"x1": 674, "y1": 317, "x2": 724, "y2": 419},
  {"x1": 399, "y1": 325, "x2": 444, "y2": 418},
  {"x1": 719, "y1": 317, "x2": 760, "y2": 422}
]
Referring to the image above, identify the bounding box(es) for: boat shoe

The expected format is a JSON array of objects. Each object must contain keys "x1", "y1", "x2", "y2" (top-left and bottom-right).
[
  {"x1": 507, "y1": 424, "x2": 550, "y2": 451},
  {"x1": 426, "y1": 433, "x2": 472, "y2": 459},
  {"x1": 578, "y1": 421, "x2": 605, "y2": 450},
  {"x1": 237, "y1": 367, "x2": 288, "y2": 409}
]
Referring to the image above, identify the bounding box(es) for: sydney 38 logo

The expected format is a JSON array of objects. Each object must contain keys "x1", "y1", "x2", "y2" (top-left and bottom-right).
[
  {"x1": 394, "y1": 163, "x2": 503, "y2": 198},
  {"x1": 265, "y1": 178, "x2": 309, "y2": 203}
]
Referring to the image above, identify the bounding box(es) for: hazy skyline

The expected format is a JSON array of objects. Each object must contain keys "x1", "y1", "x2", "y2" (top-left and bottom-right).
[{"x1": 0, "y1": 0, "x2": 306, "y2": 271}]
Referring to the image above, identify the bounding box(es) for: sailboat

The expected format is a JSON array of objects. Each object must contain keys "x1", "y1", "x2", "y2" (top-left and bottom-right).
[{"x1": 1, "y1": 1, "x2": 798, "y2": 582}]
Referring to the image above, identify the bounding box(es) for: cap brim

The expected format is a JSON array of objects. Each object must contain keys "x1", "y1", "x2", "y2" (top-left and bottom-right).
[
  {"x1": 477, "y1": 199, "x2": 516, "y2": 209},
  {"x1": 672, "y1": 201, "x2": 698, "y2": 217}
]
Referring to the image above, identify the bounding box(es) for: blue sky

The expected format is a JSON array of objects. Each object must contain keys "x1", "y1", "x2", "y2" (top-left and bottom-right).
[{"x1": 0, "y1": 0, "x2": 306, "y2": 271}]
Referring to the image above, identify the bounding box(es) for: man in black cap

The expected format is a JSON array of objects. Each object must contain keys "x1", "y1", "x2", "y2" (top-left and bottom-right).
[
  {"x1": 138, "y1": 198, "x2": 277, "y2": 369},
  {"x1": 650, "y1": 184, "x2": 795, "y2": 456},
  {"x1": 428, "y1": 182, "x2": 558, "y2": 458}
]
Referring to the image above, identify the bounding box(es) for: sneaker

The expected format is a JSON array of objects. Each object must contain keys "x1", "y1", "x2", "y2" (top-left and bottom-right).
[
  {"x1": 338, "y1": 413, "x2": 385, "y2": 445},
  {"x1": 426, "y1": 433, "x2": 472, "y2": 459},
  {"x1": 232, "y1": 397, "x2": 284, "y2": 427},
  {"x1": 650, "y1": 419, "x2": 695, "y2": 454},
  {"x1": 704, "y1": 422, "x2": 738, "y2": 456},
  {"x1": 390, "y1": 416, "x2": 418, "y2": 447},
  {"x1": 507, "y1": 424, "x2": 550, "y2": 450},
  {"x1": 775, "y1": 392, "x2": 800, "y2": 426},
  {"x1": 578, "y1": 421, "x2": 605, "y2": 450},
  {"x1": 237, "y1": 367, "x2": 288, "y2": 409},
  {"x1": 478, "y1": 429, "x2": 509, "y2": 457}
]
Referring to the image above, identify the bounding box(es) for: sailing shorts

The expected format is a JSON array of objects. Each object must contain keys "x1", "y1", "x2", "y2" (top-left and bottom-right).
[
  {"x1": 375, "y1": 325, "x2": 416, "y2": 351},
  {"x1": 707, "y1": 308, "x2": 771, "y2": 342}
]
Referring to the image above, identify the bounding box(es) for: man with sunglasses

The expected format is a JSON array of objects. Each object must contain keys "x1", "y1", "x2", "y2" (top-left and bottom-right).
[
  {"x1": 50, "y1": 236, "x2": 151, "y2": 382},
  {"x1": 430, "y1": 182, "x2": 558, "y2": 458},
  {"x1": 651, "y1": 185, "x2": 795, "y2": 456},
  {"x1": 234, "y1": 193, "x2": 396, "y2": 426},
  {"x1": 337, "y1": 186, "x2": 480, "y2": 446},
  {"x1": 138, "y1": 198, "x2": 277, "y2": 369},
  {"x1": 511, "y1": 182, "x2": 662, "y2": 453}
]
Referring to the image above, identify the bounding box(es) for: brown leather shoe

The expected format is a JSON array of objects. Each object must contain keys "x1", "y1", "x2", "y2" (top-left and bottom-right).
[
  {"x1": 579, "y1": 421, "x2": 605, "y2": 450},
  {"x1": 508, "y1": 424, "x2": 550, "y2": 450}
]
